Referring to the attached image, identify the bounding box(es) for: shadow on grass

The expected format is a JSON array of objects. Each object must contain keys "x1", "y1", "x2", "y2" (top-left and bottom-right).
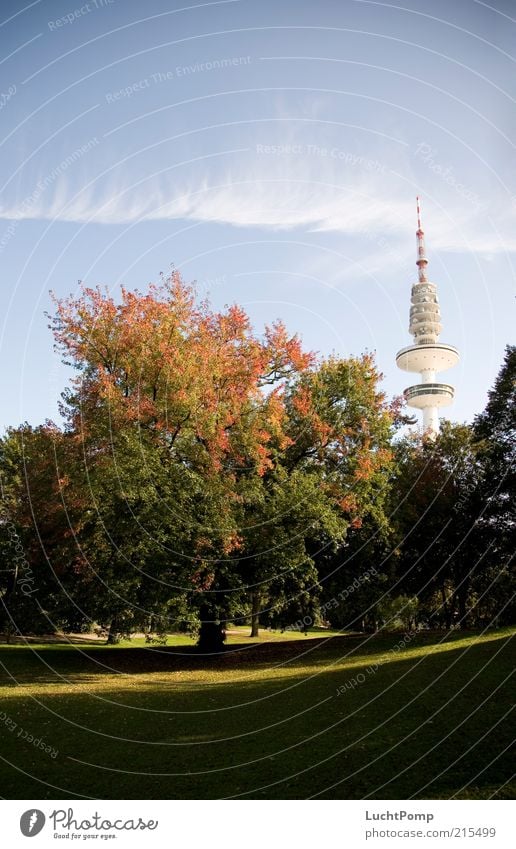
[
  {"x1": 1, "y1": 630, "x2": 510, "y2": 684},
  {"x1": 0, "y1": 632, "x2": 514, "y2": 800}
]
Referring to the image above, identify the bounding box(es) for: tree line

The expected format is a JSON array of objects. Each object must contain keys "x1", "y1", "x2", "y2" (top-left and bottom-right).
[{"x1": 0, "y1": 273, "x2": 514, "y2": 644}]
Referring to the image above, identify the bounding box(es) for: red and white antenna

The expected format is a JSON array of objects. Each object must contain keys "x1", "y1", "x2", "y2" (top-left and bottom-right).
[{"x1": 416, "y1": 195, "x2": 428, "y2": 282}]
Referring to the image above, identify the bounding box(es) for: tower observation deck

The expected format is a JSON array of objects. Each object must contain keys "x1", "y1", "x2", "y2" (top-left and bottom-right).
[{"x1": 396, "y1": 198, "x2": 459, "y2": 436}]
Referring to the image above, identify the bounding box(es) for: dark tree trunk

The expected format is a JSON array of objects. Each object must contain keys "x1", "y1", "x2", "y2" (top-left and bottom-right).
[
  {"x1": 197, "y1": 605, "x2": 225, "y2": 654},
  {"x1": 441, "y1": 585, "x2": 453, "y2": 629},
  {"x1": 107, "y1": 618, "x2": 120, "y2": 644},
  {"x1": 250, "y1": 591, "x2": 260, "y2": 637},
  {"x1": 456, "y1": 582, "x2": 470, "y2": 628}
]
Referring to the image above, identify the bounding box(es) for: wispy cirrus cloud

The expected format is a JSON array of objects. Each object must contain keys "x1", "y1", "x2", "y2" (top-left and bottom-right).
[{"x1": 1, "y1": 147, "x2": 515, "y2": 256}]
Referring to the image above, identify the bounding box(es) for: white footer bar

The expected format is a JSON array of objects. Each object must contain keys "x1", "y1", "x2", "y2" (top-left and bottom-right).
[{"x1": 2, "y1": 799, "x2": 513, "y2": 848}]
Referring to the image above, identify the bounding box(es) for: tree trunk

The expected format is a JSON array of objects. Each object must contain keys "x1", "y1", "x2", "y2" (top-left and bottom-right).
[
  {"x1": 456, "y1": 583, "x2": 469, "y2": 628},
  {"x1": 250, "y1": 591, "x2": 260, "y2": 637},
  {"x1": 440, "y1": 585, "x2": 452, "y2": 629},
  {"x1": 107, "y1": 617, "x2": 120, "y2": 644}
]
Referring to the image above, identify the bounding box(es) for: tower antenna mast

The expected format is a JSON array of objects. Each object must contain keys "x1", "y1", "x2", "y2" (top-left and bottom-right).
[{"x1": 416, "y1": 196, "x2": 428, "y2": 282}]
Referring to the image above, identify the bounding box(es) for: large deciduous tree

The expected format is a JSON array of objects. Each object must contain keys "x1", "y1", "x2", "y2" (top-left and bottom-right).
[{"x1": 2, "y1": 272, "x2": 397, "y2": 641}]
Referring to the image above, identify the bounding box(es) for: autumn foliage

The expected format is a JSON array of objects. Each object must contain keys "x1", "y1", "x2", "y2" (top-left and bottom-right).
[{"x1": 1, "y1": 271, "x2": 396, "y2": 640}]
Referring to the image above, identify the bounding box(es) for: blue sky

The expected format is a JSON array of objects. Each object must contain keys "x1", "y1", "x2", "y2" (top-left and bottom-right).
[{"x1": 1, "y1": 0, "x2": 515, "y2": 432}]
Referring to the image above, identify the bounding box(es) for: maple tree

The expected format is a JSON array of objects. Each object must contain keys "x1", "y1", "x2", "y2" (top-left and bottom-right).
[{"x1": 2, "y1": 271, "x2": 398, "y2": 641}]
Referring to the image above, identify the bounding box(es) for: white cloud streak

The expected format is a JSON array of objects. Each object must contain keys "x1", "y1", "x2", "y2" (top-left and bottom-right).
[{"x1": 1, "y1": 152, "x2": 515, "y2": 256}]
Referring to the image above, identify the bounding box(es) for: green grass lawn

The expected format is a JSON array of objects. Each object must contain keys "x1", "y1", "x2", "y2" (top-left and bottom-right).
[
  {"x1": 0, "y1": 624, "x2": 345, "y2": 650},
  {"x1": 0, "y1": 628, "x2": 514, "y2": 799}
]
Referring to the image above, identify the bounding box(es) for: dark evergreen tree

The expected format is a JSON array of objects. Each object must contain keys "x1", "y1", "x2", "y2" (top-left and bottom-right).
[{"x1": 471, "y1": 345, "x2": 516, "y2": 625}]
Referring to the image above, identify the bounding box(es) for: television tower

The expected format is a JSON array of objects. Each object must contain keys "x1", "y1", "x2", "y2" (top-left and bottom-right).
[{"x1": 396, "y1": 198, "x2": 459, "y2": 436}]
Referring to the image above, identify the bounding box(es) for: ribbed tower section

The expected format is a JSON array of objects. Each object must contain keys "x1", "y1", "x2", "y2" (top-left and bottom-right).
[{"x1": 396, "y1": 198, "x2": 459, "y2": 436}]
